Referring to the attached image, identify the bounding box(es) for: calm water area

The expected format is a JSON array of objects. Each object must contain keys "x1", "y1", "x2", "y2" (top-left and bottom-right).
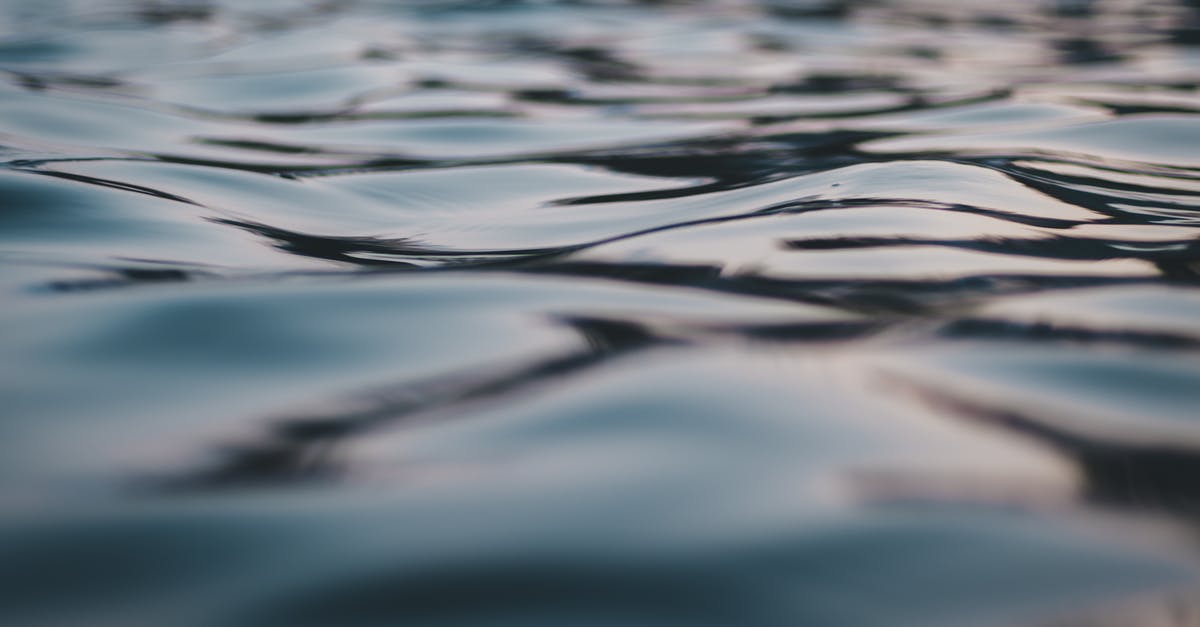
[{"x1": 3, "y1": 0, "x2": 1200, "y2": 625}]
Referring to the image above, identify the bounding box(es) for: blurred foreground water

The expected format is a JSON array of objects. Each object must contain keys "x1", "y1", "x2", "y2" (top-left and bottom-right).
[{"x1": 3, "y1": 1, "x2": 1200, "y2": 625}]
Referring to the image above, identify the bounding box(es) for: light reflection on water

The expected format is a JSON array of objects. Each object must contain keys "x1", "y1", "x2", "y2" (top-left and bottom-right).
[{"x1": 2, "y1": 1, "x2": 1200, "y2": 625}]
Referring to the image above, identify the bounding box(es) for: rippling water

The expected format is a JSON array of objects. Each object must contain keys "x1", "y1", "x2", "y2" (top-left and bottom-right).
[{"x1": 4, "y1": 0, "x2": 1200, "y2": 625}]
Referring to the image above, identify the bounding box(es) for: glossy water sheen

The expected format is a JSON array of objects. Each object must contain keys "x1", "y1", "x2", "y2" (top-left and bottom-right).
[{"x1": 3, "y1": 1, "x2": 1200, "y2": 625}]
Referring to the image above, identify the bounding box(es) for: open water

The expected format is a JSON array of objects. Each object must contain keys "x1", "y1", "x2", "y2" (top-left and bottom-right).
[{"x1": 3, "y1": 1, "x2": 1200, "y2": 625}]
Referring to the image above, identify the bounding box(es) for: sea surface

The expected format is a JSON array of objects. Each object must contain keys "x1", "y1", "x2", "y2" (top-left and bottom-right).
[{"x1": 3, "y1": 1, "x2": 1200, "y2": 625}]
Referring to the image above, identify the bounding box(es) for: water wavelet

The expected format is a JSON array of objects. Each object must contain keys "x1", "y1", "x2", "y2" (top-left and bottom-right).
[{"x1": 863, "y1": 114, "x2": 1200, "y2": 168}]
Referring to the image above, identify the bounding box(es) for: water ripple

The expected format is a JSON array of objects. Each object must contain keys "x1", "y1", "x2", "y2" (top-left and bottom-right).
[{"x1": 3, "y1": 1, "x2": 1200, "y2": 626}]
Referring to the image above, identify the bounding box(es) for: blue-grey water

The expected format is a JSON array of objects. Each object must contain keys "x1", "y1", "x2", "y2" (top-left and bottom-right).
[{"x1": 3, "y1": 1, "x2": 1200, "y2": 625}]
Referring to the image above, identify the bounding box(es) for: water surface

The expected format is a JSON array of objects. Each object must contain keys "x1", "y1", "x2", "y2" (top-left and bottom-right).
[{"x1": 3, "y1": 1, "x2": 1200, "y2": 625}]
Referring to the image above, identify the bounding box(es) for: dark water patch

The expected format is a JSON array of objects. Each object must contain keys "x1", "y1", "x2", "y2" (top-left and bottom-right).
[
  {"x1": 895, "y1": 378, "x2": 1200, "y2": 515},
  {"x1": 936, "y1": 318, "x2": 1200, "y2": 351},
  {"x1": 150, "y1": 315, "x2": 666, "y2": 492}
]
